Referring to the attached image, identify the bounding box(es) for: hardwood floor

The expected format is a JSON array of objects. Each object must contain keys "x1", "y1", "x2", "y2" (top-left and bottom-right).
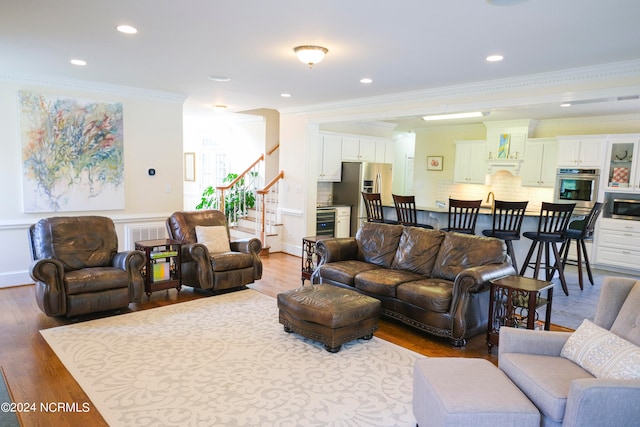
[{"x1": 1, "y1": 252, "x2": 499, "y2": 426}]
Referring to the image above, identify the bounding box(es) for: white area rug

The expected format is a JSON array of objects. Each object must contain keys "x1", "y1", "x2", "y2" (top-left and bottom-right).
[{"x1": 40, "y1": 289, "x2": 419, "y2": 426}]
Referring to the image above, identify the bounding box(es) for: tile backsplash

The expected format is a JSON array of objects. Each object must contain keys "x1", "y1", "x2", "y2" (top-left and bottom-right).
[{"x1": 434, "y1": 170, "x2": 554, "y2": 212}]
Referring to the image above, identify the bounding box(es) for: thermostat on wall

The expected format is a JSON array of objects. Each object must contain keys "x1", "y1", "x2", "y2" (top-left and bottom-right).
[{"x1": 148, "y1": 168, "x2": 156, "y2": 176}]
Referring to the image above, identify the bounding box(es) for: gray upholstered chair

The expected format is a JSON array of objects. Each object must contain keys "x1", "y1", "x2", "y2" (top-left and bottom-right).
[
  {"x1": 499, "y1": 276, "x2": 640, "y2": 427},
  {"x1": 28, "y1": 216, "x2": 146, "y2": 317},
  {"x1": 166, "y1": 210, "x2": 262, "y2": 292}
]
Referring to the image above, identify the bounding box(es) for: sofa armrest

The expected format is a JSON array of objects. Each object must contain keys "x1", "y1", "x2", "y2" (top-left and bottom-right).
[
  {"x1": 563, "y1": 378, "x2": 640, "y2": 427},
  {"x1": 453, "y1": 263, "x2": 516, "y2": 294},
  {"x1": 315, "y1": 238, "x2": 358, "y2": 264},
  {"x1": 30, "y1": 258, "x2": 66, "y2": 316},
  {"x1": 498, "y1": 327, "x2": 572, "y2": 359},
  {"x1": 113, "y1": 250, "x2": 146, "y2": 302},
  {"x1": 230, "y1": 237, "x2": 262, "y2": 256}
]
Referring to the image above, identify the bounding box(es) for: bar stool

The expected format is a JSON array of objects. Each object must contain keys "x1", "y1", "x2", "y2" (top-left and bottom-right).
[
  {"x1": 441, "y1": 198, "x2": 482, "y2": 234},
  {"x1": 520, "y1": 202, "x2": 576, "y2": 296},
  {"x1": 361, "y1": 192, "x2": 386, "y2": 223},
  {"x1": 392, "y1": 194, "x2": 434, "y2": 229},
  {"x1": 560, "y1": 202, "x2": 604, "y2": 290},
  {"x1": 482, "y1": 200, "x2": 529, "y2": 272}
]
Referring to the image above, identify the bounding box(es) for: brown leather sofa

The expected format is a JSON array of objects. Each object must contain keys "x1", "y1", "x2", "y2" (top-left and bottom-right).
[
  {"x1": 166, "y1": 210, "x2": 262, "y2": 292},
  {"x1": 313, "y1": 221, "x2": 516, "y2": 346},
  {"x1": 28, "y1": 216, "x2": 146, "y2": 317}
]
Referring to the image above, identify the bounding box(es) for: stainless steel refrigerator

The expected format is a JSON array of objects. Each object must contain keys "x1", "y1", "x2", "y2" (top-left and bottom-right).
[{"x1": 332, "y1": 162, "x2": 393, "y2": 236}]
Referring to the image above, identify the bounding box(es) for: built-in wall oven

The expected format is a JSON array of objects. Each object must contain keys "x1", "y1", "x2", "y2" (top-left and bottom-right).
[
  {"x1": 554, "y1": 168, "x2": 600, "y2": 214},
  {"x1": 316, "y1": 208, "x2": 336, "y2": 236}
]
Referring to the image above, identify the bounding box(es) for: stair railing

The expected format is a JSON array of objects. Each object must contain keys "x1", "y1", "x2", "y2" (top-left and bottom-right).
[
  {"x1": 216, "y1": 154, "x2": 263, "y2": 225},
  {"x1": 256, "y1": 170, "x2": 284, "y2": 246}
]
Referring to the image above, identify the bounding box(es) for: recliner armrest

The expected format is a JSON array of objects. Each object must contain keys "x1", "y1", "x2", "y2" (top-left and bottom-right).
[
  {"x1": 230, "y1": 237, "x2": 262, "y2": 255},
  {"x1": 30, "y1": 258, "x2": 66, "y2": 316}
]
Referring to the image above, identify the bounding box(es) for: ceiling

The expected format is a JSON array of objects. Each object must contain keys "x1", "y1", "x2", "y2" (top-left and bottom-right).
[{"x1": 2, "y1": 0, "x2": 640, "y2": 129}]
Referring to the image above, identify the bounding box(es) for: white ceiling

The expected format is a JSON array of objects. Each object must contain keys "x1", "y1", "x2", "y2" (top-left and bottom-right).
[{"x1": 2, "y1": 0, "x2": 640, "y2": 128}]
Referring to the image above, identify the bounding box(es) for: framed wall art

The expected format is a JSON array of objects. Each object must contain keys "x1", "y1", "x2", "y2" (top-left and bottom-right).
[
  {"x1": 427, "y1": 156, "x2": 443, "y2": 171},
  {"x1": 184, "y1": 152, "x2": 196, "y2": 182}
]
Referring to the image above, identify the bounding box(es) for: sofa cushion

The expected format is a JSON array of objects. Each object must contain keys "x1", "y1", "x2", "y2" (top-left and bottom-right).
[
  {"x1": 432, "y1": 232, "x2": 506, "y2": 281},
  {"x1": 355, "y1": 222, "x2": 404, "y2": 268},
  {"x1": 391, "y1": 227, "x2": 445, "y2": 276},
  {"x1": 318, "y1": 260, "x2": 383, "y2": 287},
  {"x1": 561, "y1": 319, "x2": 640, "y2": 380},
  {"x1": 499, "y1": 353, "x2": 593, "y2": 423},
  {"x1": 396, "y1": 279, "x2": 454, "y2": 313},
  {"x1": 610, "y1": 281, "x2": 640, "y2": 346},
  {"x1": 354, "y1": 269, "x2": 424, "y2": 297}
]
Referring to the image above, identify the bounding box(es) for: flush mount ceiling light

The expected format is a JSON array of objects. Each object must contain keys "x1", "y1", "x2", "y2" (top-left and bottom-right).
[
  {"x1": 486, "y1": 55, "x2": 504, "y2": 62},
  {"x1": 208, "y1": 76, "x2": 231, "y2": 82},
  {"x1": 116, "y1": 25, "x2": 137, "y2": 34},
  {"x1": 212, "y1": 105, "x2": 227, "y2": 113},
  {"x1": 422, "y1": 111, "x2": 490, "y2": 121},
  {"x1": 293, "y1": 45, "x2": 328, "y2": 67},
  {"x1": 70, "y1": 59, "x2": 87, "y2": 66}
]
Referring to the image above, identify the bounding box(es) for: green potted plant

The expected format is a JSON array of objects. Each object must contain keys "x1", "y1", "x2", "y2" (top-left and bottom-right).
[{"x1": 196, "y1": 172, "x2": 257, "y2": 220}]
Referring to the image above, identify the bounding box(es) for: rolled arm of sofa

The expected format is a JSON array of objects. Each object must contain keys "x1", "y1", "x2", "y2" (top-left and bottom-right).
[
  {"x1": 453, "y1": 262, "x2": 516, "y2": 294},
  {"x1": 113, "y1": 250, "x2": 146, "y2": 302},
  {"x1": 186, "y1": 242, "x2": 214, "y2": 289},
  {"x1": 230, "y1": 237, "x2": 262, "y2": 279},
  {"x1": 315, "y1": 238, "x2": 359, "y2": 265},
  {"x1": 30, "y1": 258, "x2": 66, "y2": 316},
  {"x1": 563, "y1": 378, "x2": 640, "y2": 427},
  {"x1": 230, "y1": 237, "x2": 262, "y2": 256}
]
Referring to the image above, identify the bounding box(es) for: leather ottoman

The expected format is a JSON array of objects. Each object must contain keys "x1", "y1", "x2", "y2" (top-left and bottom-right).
[{"x1": 277, "y1": 284, "x2": 381, "y2": 352}]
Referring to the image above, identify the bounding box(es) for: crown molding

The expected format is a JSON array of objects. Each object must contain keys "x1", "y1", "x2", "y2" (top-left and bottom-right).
[
  {"x1": 280, "y1": 59, "x2": 640, "y2": 116},
  {"x1": 0, "y1": 72, "x2": 187, "y2": 103}
]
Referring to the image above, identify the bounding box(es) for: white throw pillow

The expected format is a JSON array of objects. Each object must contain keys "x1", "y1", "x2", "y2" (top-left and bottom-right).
[
  {"x1": 560, "y1": 319, "x2": 640, "y2": 380},
  {"x1": 195, "y1": 225, "x2": 231, "y2": 254}
]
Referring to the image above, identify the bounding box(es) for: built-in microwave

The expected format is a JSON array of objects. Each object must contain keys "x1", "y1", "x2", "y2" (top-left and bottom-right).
[
  {"x1": 611, "y1": 198, "x2": 640, "y2": 221},
  {"x1": 554, "y1": 168, "x2": 600, "y2": 214}
]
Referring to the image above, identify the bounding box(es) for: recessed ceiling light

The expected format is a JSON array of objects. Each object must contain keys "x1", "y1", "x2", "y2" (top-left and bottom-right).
[
  {"x1": 560, "y1": 103, "x2": 571, "y2": 107},
  {"x1": 70, "y1": 59, "x2": 87, "y2": 66},
  {"x1": 281, "y1": 93, "x2": 292, "y2": 98},
  {"x1": 360, "y1": 78, "x2": 373, "y2": 84},
  {"x1": 486, "y1": 55, "x2": 504, "y2": 62},
  {"x1": 116, "y1": 25, "x2": 137, "y2": 34},
  {"x1": 208, "y1": 76, "x2": 231, "y2": 82}
]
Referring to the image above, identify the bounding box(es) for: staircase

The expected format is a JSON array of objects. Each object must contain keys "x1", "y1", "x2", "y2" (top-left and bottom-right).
[{"x1": 215, "y1": 154, "x2": 284, "y2": 255}]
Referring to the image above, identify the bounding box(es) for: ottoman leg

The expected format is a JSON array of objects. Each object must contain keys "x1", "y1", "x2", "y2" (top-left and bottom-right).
[
  {"x1": 284, "y1": 325, "x2": 292, "y2": 333},
  {"x1": 325, "y1": 344, "x2": 341, "y2": 353}
]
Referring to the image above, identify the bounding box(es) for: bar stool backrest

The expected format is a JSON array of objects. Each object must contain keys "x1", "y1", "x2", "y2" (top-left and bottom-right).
[
  {"x1": 362, "y1": 192, "x2": 384, "y2": 222},
  {"x1": 448, "y1": 198, "x2": 482, "y2": 233},
  {"x1": 492, "y1": 200, "x2": 529, "y2": 236},
  {"x1": 393, "y1": 194, "x2": 417, "y2": 226},
  {"x1": 536, "y1": 202, "x2": 576, "y2": 237},
  {"x1": 581, "y1": 202, "x2": 605, "y2": 238}
]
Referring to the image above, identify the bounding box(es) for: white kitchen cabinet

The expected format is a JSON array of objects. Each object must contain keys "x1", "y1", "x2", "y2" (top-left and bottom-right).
[
  {"x1": 521, "y1": 138, "x2": 558, "y2": 187},
  {"x1": 603, "y1": 134, "x2": 640, "y2": 192},
  {"x1": 335, "y1": 206, "x2": 351, "y2": 237},
  {"x1": 595, "y1": 218, "x2": 640, "y2": 271},
  {"x1": 341, "y1": 137, "x2": 376, "y2": 162},
  {"x1": 556, "y1": 136, "x2": 606, "y2": 168},
  {"x1": 454, "y1": 140, "x2": 486, "y2": 184},
  {"x1": 375, "y1": 139, "x2": 394, "y2": 164},
  {"x1": 317, "y1": 135, "x2": 342, "y2": 182}
]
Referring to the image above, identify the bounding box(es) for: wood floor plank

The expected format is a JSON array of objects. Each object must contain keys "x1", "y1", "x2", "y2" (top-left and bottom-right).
[{"x1": 1, "y1": 252, "x2": 503, "y2": 425}]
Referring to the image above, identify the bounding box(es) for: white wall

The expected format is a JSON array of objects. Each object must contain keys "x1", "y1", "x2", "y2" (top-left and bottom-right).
[{"x1": 0, "y1": 77, "x2": 185, "y2": 287}]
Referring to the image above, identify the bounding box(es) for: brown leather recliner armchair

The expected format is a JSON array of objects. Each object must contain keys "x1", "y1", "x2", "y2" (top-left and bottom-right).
[
  {"x1": 166, "y1": 210, "x2": 262, "y2": 292},
  {"x1": 28, "y1": 216, "x2": 146, "y2": 318}
]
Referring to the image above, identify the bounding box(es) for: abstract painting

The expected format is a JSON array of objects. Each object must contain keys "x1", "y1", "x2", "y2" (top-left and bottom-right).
[{"x1": 19, "y1": 92, "x2": 124, "y2": 212}]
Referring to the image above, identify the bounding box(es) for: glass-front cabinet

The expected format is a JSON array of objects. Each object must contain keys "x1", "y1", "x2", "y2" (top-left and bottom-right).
[{"x1": 604, "y1": 135, "x2": 640, "y2": 192}]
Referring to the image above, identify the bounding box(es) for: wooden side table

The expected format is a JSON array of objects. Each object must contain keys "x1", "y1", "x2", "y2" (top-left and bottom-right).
[
  {"x1": 135, "y1": 239, "x2": 182, "y2": 298},
  {"x1": 301, "y1": 236, "x2": 331, "y2": 284},
  {"x1": 487, "y1": 275, "x2": 554, "y2": 354}
]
